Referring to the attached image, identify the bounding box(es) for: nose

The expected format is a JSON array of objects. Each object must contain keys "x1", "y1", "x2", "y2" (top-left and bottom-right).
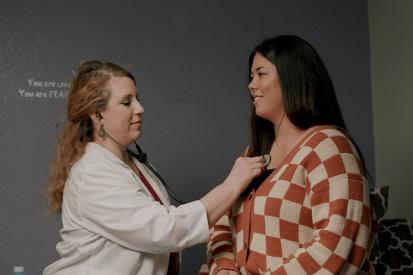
[
  {"x1": 133, "y1": 99, "x2": 144, "y2": 115},
  {"x1": 248, "y1": 76, "x2": 257, "y2": 96}
]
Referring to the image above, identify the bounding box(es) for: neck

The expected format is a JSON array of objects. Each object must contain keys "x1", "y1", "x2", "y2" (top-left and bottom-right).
[
  {"x1": 273, "y1": 118, "x2": 305, "y2": 151},
  {"x1": 94, "y1": 134, "x2": 130, "y2": 163}
]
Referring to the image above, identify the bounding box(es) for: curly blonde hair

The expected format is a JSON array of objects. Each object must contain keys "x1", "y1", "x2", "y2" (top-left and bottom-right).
[{"x1": 47, "y1": 61, "x2": 135, "y2": 213}]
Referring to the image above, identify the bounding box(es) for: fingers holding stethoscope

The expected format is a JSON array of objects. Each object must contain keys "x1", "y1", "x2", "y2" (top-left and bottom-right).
[
  {"x1": 246, "y1": 154, "x2": 271, "y2": 167},
  {"x1": 226, "y1": 155, "x2": 270, "y2": 193},
  {"x1": 245, "y1": 156, "x2": 265, "y2": 175}
]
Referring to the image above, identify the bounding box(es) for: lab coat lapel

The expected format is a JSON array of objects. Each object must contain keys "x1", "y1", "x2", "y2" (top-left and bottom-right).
[{"x1": 132, "y1": 159, "x2": 171, "y2": 207}]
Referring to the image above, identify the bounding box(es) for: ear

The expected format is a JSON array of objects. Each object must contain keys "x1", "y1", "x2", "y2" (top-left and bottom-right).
[{"x1": 90, "y1": 112, "x2": 103, "y2": 126}]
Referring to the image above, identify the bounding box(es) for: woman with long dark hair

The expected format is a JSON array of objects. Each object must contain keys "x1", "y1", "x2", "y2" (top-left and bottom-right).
[{"x1": 201, "y1": 35, "x2": 374, "y2": 274}]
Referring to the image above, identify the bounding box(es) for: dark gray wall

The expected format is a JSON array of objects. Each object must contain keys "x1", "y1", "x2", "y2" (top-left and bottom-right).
[{"x1": 0, "y1": 1, "x2": 373, "y2": 274}]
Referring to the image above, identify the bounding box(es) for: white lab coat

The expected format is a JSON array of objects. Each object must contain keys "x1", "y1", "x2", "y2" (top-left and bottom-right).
[{"x1": 43, "y1": 142, "x2": 209, "y2": 275}]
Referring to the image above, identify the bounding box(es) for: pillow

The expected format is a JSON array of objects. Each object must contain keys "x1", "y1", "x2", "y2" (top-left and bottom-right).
[
  {"x1": 368, "y1": 186, "x2": 413, "y2": 274},
  {"x1": 368, "y1": 186, "x2": 389, "y2": 268},
  {"x1": 369, "y1": 185, "x2": 389, "y2": 222},
  {"x1": 373, "y1": 219, "x2": 413, "y2": 274}
]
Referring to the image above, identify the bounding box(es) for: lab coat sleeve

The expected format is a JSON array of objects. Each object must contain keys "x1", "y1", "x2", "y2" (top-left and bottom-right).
[{"x1": 75, "y1": 157, "x2": 210, "y2": 254}]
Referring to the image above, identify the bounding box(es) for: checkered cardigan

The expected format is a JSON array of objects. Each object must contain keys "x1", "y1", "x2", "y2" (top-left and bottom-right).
[{"x1": 199, "y1": 126, "x2": 374, "y2": 274}]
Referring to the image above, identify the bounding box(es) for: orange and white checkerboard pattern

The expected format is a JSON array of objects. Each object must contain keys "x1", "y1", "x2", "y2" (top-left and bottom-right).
[{"x1": 200, "y1": 126, "x2": 374, "y2": 275}]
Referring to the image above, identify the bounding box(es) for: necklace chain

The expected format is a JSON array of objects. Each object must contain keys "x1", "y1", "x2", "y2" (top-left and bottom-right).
[{"x1": 274, "y1": 112, "x2": 286, "y2": 152}]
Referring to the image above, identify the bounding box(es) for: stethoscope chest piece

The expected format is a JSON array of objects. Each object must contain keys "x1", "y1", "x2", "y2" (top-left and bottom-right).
[{"x1": 261, "y1": 154, "x2": 271, "y2": 167}]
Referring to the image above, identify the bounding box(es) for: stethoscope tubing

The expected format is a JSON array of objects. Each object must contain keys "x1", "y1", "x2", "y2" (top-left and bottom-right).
[{"x1": 127, "y1": 145, "x2": 187, "y2": 204}]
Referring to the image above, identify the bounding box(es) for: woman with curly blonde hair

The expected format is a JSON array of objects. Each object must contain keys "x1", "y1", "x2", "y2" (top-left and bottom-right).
[
  {"x1": 44, "y1": 61, "x2": 265, "y2": 275},
  {"x1": 47, "y1": 61, "x2": 130, "y2": 214}
]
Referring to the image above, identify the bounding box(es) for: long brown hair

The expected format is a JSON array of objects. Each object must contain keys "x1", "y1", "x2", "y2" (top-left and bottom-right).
[{"x1": 47, "y1": 61, "x2": 135, "y2": 213}]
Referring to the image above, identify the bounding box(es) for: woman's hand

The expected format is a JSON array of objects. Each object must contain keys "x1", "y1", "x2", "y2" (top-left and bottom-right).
[
  {"x1": 216, "y1": 269, "x2": 240, "y2": 275},
  {"x1": 223, "y1": 156, "x2": 264, "y2": 194},
  {"x1": 200, "y1": 155, "x2": 264, "y2": 227}
]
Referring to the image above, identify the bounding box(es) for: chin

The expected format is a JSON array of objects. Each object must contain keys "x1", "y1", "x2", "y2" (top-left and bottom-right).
[
  {"x1": 255, "y1": 110, "x2": 269, "y2": 120},
  {"x1": 132, "y1": 131, "x2": 142, "y2": 140},
  {"x1": 255, "y1": 108, "x2": 277, "y2": 123}
]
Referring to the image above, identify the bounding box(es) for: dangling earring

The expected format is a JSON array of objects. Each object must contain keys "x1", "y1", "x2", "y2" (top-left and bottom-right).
[{"x1": 97, "y1": 122, "x2": 105, "y2": 137}]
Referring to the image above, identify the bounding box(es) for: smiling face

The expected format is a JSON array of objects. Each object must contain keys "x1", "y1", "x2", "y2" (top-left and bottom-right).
[
  {"x1": 248, "y1": 53, "x2": 284, "y2": 125},
  {"x1": 98, "y1": 76, "x2": 144, "y2": 147}
]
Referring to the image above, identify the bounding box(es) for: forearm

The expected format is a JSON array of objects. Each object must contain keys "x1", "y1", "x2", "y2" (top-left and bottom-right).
[{"x1": 200, "y1": 180, "x2": 241, "y2": 228}]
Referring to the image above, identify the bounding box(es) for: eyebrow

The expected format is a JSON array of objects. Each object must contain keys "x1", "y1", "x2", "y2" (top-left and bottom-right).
[
  {"x1": 120, "y1": 94, "x2": 133, "y2": 100},
  {"x1": 251, "y1": 66, "x2": 265, "y2": 73}
]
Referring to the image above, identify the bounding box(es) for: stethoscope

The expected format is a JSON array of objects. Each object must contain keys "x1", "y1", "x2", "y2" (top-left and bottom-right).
[
  {"x1": 97, "y1": 121, "x2": 187, "y2": 204},
  {"x1": 100, "y1": 123, "x2": 270, "y2": 205},
  {"x1": 127, "y1": 142, "x2": 272, "y2": 205},
  {"x1": 95, "y1": 115, "x2": 269, "y2": 205},
  {"x1": 127, "y1": 142, "x2": 187, "y2": 204}
]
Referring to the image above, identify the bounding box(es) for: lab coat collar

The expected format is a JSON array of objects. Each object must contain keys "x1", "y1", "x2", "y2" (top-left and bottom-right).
[
  {"x1": 86, "y1": 142, "x2": 129, "y2": 168},
  {"x1": 86, "y1": 142, "x2": 171, "y2": 207}
]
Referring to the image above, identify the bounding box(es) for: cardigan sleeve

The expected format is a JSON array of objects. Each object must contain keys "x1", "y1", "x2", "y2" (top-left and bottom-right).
[
  {"x1": 200, "y1": 213, "x2": 240, "y2": 275},
  {"x1": 266, "y1": 131, "x2": 372, "y2": 274}
]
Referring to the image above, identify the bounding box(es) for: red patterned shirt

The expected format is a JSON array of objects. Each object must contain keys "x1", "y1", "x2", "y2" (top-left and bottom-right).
[{"x1": 200, "y1": 126, "x2": 374, "y2": 275}]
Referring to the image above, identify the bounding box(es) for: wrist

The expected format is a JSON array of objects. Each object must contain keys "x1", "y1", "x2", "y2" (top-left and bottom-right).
[{"x1": 221, "y1": 179, "x2": 242, "y2": 199}]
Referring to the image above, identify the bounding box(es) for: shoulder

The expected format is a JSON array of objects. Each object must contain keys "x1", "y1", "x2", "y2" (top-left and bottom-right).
[
  {"x1": 69, "y1": 143, "x2": 129, "y2": 183},
  {"x1": 70, "y1": 147, "x2": 106, "y2": 177},
  {"x1": 302, "y1": 126, "x2": 357, "y2": 156},
  {"x1": 303, "y1": 126, "x2": 346, "y2": 145},
  {"x1": 300, "y1": 126, "x2": 364, "y2": 181}
]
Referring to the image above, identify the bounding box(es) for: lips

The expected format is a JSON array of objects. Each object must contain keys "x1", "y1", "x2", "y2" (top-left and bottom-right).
[
  {"x1": 130, "y1": 121, "x2": 142, "y2": 126},
  {"x1": 253, "y1": 96, "x2": 262, "y2": 104}
]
